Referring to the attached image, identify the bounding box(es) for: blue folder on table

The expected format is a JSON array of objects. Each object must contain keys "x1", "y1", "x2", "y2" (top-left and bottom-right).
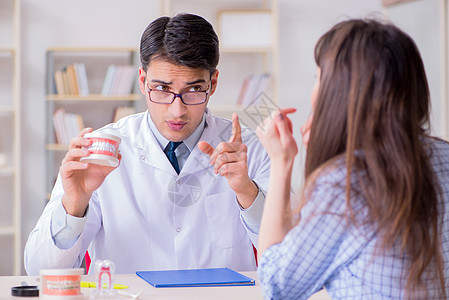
[{"x1": 136, "y1": 267, "x2": 255, "y2": 288}]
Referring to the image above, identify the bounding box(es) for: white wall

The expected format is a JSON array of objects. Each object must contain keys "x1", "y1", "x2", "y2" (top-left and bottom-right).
[
  {"x1": 277, "y1": 0, "x2": 446, "y2": 191},
  {"x1": 17, "y1": 0, "x2": 442, "y2": 274},
  {"x1": 277, "y1": 0, "x2": 386, "y2": 189},
  {"x1": 386, "y1": 0, "x2": 442, "y2": 136}
]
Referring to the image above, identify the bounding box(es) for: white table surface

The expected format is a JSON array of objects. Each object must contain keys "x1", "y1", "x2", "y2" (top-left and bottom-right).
[{"x1": 0, "y1": 272, "x2": 330, "y2": 300}]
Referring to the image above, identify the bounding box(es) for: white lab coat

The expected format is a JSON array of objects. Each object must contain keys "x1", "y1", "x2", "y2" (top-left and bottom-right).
[{"x1": 25, "y1": 109, "x2": 270, "y2": 274}]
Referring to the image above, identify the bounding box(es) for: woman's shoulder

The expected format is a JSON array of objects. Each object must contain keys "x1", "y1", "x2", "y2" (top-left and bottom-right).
[
  {"x1": 425, "y1": 135, "x2": 449, "y2": 147},
  {"x1": 424, "y1": 136, "x2": 449, "y2": 168},
  {"x1": 304, "y1": 154, "x2": 370, "y2": 215},
  {"x1": 310, "y1": 156, "x2": 347, "y2": 182},
  {"x1": 303, "y1": 157, "x2": 349, "y2": 211}
]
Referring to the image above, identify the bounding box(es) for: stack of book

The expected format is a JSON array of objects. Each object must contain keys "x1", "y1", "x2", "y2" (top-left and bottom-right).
[
  {"x1": 53, "y1": 63, "x2": 89, "y2": 96},
  {"x1": 101, "y1": 65, "x2": 137, "y2": 96},
  {"x1": 52, "y1": 108, "x2": 85, "y2": 145}
]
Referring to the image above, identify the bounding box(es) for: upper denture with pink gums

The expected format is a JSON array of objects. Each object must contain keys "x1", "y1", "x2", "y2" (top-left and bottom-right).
[{"x1": 87, "y1": 138, "x2": 119, "y2": 157}]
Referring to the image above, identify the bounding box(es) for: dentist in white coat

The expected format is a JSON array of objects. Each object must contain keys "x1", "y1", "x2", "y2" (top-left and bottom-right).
[{"x1": 25, "y1": 13, "x2": 271, "y2": 274}]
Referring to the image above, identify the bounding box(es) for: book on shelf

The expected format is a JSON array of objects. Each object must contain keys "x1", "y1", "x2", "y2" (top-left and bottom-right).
[
  {"x1": 101, "y1": 65, "x2": 116, "y2": 96},
  {"x1": 237, "y1": 73, "x2": 272, "y2": 106},
  {"x1": 65, "y1": 64, "x2": 79, "y2": 95},
  {"x1": 101, "y1": 64, "x2": 137, "y2": 96},
  {"x1": 54, "y1": 70, "x2": 65, "y2": 96},
  {"x1": 116, "y1": 65, "x2": 137, "y2": 95},
  {"x1": 52, "y1": 108, "x2": 66, "y2": 144},
  {"x1": 52, "y1": 108, "x2": 85, "y2": 145},
  {"x1": 74, "y1": 62, "x2": 89, "y2": 96},
  {"x1": 61, "y1": 71, "x2": 70, "y2": 95},
  {"x1": 53, "y1": 62, "x2": 89, "y2": 96}
]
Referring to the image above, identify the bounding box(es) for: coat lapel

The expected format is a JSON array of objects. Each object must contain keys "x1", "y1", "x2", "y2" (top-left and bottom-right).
[{"x1": 133, "y1": 112, "x2": 176, "y2": 174}]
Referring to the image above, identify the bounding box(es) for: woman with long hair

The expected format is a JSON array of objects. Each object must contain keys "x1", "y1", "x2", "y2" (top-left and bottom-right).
[{"x1": 256, "y1": 19, "x2": 448, "y2": 299}]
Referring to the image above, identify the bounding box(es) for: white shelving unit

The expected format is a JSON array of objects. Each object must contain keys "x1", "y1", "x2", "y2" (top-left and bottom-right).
[
  {"x1": 0, "y1": 0, "x2": 21, "y2": 275},
  {"x1": 159, "y1": 0, "x2": 280, "y2": 129},
  {"x1": 45, "y1": 48, "x2": 144, "y2": 200}
]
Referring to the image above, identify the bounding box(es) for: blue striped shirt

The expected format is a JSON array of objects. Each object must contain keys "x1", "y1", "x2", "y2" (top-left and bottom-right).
[{"x1": 258, "y1": 137, "x2": 449, "y2": 299}]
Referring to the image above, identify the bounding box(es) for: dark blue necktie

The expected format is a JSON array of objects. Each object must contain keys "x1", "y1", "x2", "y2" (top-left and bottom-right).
[{"x1": 164, "y1": 141, "x2": 182, "y2": 174}]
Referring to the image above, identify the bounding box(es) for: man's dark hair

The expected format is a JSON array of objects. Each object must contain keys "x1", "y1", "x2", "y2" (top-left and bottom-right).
[{"x1": 140, "y1": 13, "x2": 219, "y2": 75}]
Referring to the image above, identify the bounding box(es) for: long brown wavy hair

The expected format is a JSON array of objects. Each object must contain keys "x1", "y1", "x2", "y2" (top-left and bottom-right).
[{"x1": 305, "y1": 19, "x2": 445, "y2": 298}]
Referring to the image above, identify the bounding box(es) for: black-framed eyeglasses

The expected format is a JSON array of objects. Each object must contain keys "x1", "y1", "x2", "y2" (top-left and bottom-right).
[{"x1": 146, "y1": 83, "x2": 210, "y2": 105}]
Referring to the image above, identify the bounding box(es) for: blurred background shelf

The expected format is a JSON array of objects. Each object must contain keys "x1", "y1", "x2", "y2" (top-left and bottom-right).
[
  {"x1": 0, "y1": 0, "x2": 21, "y2": 276},
  {"x1": 46, "y1": 94, "x2": 142, "y2": 101},
  {"x1": 45, "y1": 47, "x2": 144, "y2": 203}
]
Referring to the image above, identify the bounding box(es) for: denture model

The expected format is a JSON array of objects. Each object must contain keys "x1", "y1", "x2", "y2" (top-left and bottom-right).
[
  {"x1": 80, "y1": 132, "x2": 121, "y2": 167},
  {"x1": 40, "y1": 268, "x2": 84, "y2": 298}
]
